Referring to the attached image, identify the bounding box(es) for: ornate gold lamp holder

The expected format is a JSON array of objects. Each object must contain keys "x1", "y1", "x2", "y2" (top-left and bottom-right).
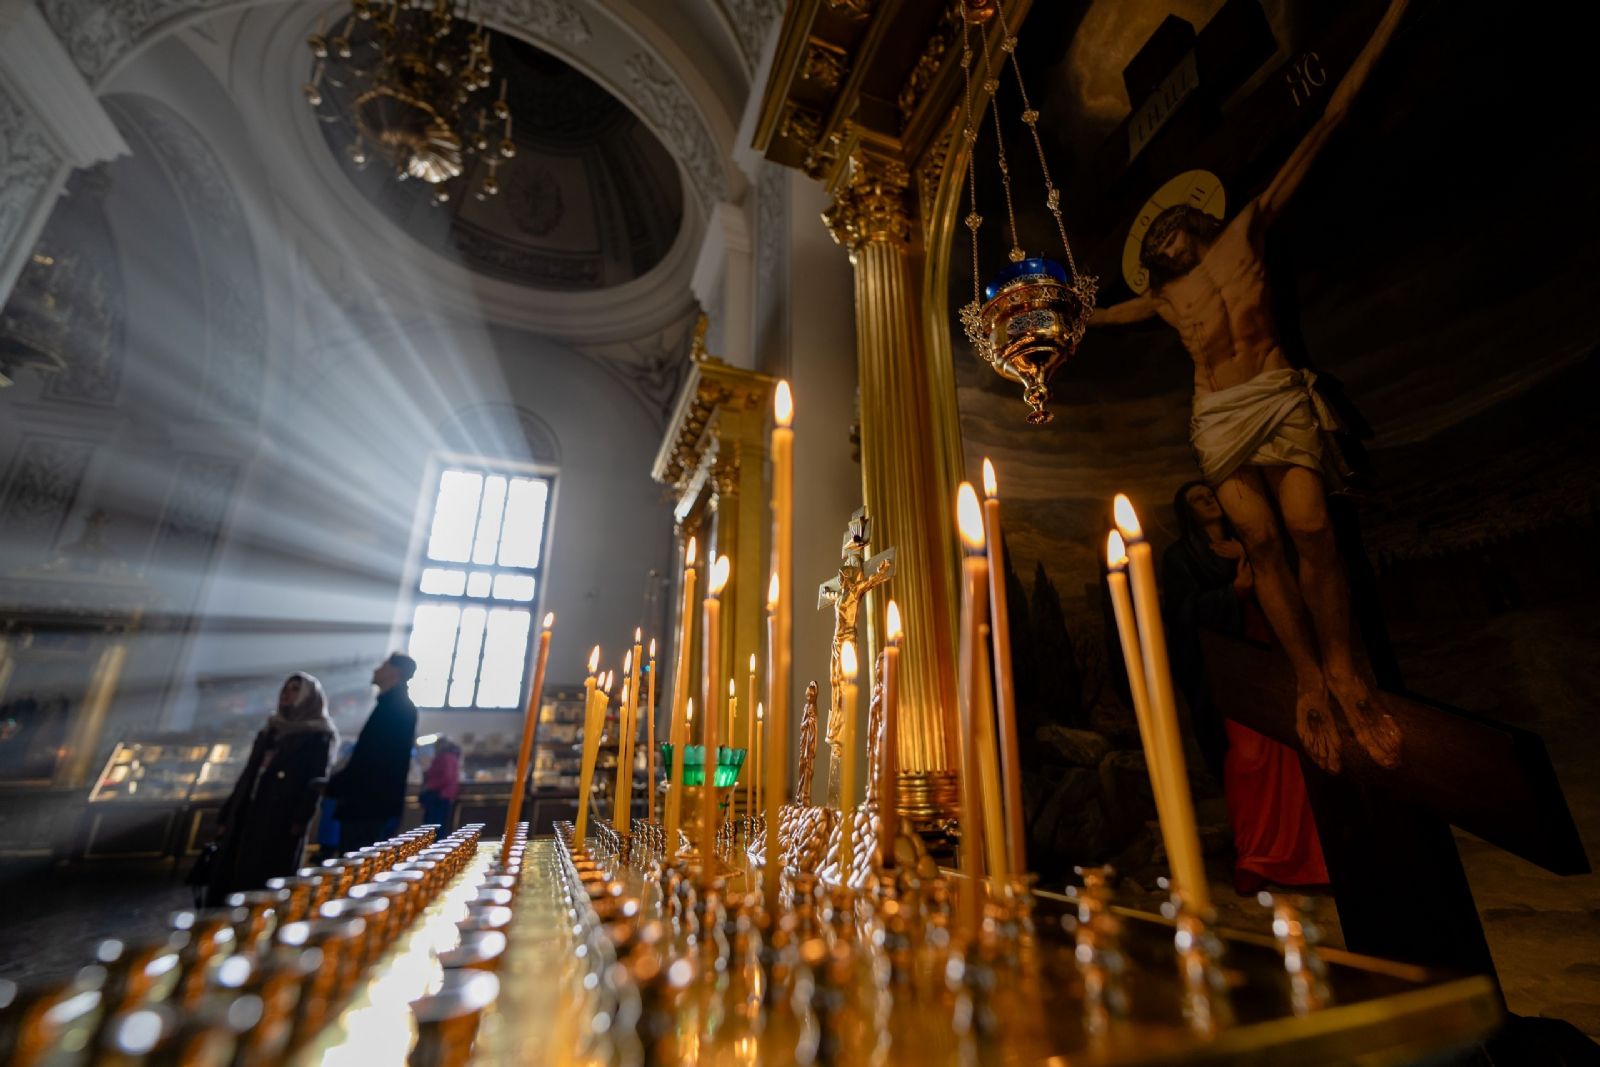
[
  {"x1": 304, "y1": 0, "x2": 516, "y2": 204},
  {"x1": 956, "y1": 0, "x2": 1097, "y2": 425}
]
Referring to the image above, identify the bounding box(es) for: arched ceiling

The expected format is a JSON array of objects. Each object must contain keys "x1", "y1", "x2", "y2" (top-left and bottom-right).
[{"x1": 312, "y1": 28, "x2": 685, "y2": 291}]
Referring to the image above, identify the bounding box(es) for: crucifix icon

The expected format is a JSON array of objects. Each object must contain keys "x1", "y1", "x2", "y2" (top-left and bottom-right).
[{"x1": 817, "y1": 507, "x2": 895, "y2": 808}]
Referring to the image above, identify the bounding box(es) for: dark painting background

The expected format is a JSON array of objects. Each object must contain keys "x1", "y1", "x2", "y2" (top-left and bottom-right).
[{"x1": 949, "y1": 0, "x2": 1600, "y2": 1032}]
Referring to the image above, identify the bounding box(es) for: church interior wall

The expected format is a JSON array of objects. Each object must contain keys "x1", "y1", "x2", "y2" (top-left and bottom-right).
[{"x1": 947, "y1": 0, "x2": 1600, "y2": 1025}]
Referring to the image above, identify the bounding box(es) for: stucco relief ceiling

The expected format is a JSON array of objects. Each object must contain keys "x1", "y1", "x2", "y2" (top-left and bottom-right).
[{"x1": 313, "y1": 29, "x2": 685, "y2": 292}]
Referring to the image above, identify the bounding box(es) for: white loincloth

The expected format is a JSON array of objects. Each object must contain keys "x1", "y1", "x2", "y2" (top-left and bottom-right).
[{"x1": 1189, "y1": 368, "x2": 1339, "y2": 486}]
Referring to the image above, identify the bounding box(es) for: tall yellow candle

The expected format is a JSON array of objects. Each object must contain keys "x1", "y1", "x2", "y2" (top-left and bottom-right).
[
  {"x1": 1106, "y1": 532, "x2": 1176, "y2": 865},
  {"x1": 699, "y1": 554, "x2": 731, "y2": 880},
  {"x1": 954, "y1": 483, "x2": 990, "y2": 935},
  {"x1": 754, "y1": 701, "x2": 764, "y2": 824},
  {"x1": 837, "y1": 640, "x2": 860, "y2": 880},
  {"x1": 973, "y1": 620, "x2": 1009, "y2": 886},
  {"x1": 1113, "y1": 494, "x2": 1208, "y2": 914},
  {"x1": 880, "y1": 600, "x2": 902, "y2": 867},
  {"x1": 665, "y1": 539, "x2": 698, "y2": 860},
  {"x1": 646, "y1": 638, "x2": 658, "y2": 824},
  {"x1": 727, "y1": 678, "x2": 737, "y2": 754},
  {"x1": 504, "y1": 612, "x2": 553, "y2": 839},
  {"x1": 616, "y1": 631, "x2": 642, "y2": 832},
  {"x1": 982, "y1": 459, "x2": 1027, "y2": 873},
  {"x1": 574, "y1": 645, "x2": 602, "y2": 846},
  {"x1": 766, "y1": 384, "x2": 793, "y2": 914},
  {"x1": 745, "y1": 653, "x2": 757, "y2": 822}
]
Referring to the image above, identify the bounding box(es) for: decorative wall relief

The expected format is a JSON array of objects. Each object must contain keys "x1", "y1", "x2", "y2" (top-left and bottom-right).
[
  {"x1": 0, "y1": 84, "x2": 64, "y2": 308},
  {"x1": 624, "y1": 52, "x2": 728, "y2": 207},
  {"x1": 0, "y1": 435, "x2": 95, "y2": 556},
  {"x1": 721, "y1": 0, "x2": 786, "y2": 70},
  {"x1": 148, "y1": 454, "x2": 239, "y2": 566},
  {"x1": 476, "y1": 0, "x2": 593, "y2": 48}
]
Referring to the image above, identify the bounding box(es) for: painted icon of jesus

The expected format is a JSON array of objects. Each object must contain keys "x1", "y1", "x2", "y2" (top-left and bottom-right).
[{"x1": 1091, "y1": 0, "x2": 1411, "y2": 774}]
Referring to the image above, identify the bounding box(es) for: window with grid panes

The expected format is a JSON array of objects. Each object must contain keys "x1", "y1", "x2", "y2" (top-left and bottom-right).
[{"x1": 407, "y1": 466, "x2": 552, "y2": 709}]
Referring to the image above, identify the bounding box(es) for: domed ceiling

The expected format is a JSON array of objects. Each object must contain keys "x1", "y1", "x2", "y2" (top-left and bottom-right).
[{"x1": 314, "y1": 28, "x2": 684, "y2": 291}]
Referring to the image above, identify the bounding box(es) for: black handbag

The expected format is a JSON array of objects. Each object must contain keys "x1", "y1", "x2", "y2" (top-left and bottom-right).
[{"x1": 186, "y1": 841, "x2": 219, "y2": 907}]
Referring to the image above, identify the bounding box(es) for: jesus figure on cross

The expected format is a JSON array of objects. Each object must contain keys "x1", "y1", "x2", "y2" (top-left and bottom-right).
[{"x1": 1091, "y1": 0, "x2": 1411, "y2": 773}]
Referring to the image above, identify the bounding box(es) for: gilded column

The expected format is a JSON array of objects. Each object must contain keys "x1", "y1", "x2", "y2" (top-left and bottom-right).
[
  {"x1": 58, "y1": 640, "x2": 129, "y2": 787},
  {"x1": 824, "y1": 150, "x2": 961, "y2": 823}
]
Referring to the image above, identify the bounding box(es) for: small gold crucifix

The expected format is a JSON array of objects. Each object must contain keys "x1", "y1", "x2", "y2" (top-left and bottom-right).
[{"x1": 817, "y1": 507, "x2": 895, "y2": 807}]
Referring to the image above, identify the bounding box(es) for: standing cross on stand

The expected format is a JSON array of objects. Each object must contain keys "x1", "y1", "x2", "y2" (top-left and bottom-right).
[{"x1": 817, "y1": 508, "x2": 895, "y2": 808}]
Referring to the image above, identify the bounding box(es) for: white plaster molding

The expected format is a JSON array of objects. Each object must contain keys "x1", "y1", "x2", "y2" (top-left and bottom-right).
[
  {"x1": 0, "y1": 4, "x2": 128, "y2": 167},
  {"x1": 690, "y1": 200, "x2": 754, "y2": 369}
]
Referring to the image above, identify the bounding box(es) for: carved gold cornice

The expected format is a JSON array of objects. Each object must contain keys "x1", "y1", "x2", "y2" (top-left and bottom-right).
[
  {"x1": 651, "y1": 320, "x2": 776, "y2": 498},
  {"x1": 822, "y1": 151, "x2": 914, "y2": 251},
  {"x1": 756, "y1": 0, "x2": 1032, "y2": 192}
]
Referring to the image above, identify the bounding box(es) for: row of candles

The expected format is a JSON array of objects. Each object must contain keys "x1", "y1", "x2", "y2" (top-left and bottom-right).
[{"x1": 501, "y1": 378, "x2": 1207, "y2": 924}]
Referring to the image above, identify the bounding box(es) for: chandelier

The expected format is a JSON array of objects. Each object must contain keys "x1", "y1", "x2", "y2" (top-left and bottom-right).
[
  {"x1": 957, "y1": 0, "x2": 1097, "y2": 425},
  {"x1": 304, "y1": 1, "x2": 516, "y2": 203}
]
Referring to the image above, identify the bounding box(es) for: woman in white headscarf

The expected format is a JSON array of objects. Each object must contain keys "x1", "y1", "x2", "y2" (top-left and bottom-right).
[{"x1": 205, "y1": 672, "x2": 337, "y2": 905}]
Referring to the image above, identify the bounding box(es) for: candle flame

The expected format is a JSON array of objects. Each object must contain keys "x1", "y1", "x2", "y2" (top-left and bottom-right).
[
  {"x1": 649, "y1": 638, "x2": 656, "y2": 658},
  {"x1": 604, "y1": 670, "x2": 614, "y2": 691},
  {"x1": 757, "y1": 702, "x2": 764, "y2": 721},
  {"x1": 709, "y1": 554, "x2": 732, "y2": 595},
  {"x1": 982, "y1": 457, "x2": 998, "y2": 499},
  {"x1": 749, "y1": 653, "x2": 757, "y2": 674},
  {"x1": 623, "y1": 649, "x2": 633, "y2": 674},
  {"x1": 687, "y1": 698, "x2": 695, "y2": 722},
  {"x1": 886, "y1": 599, "x2": 904, "y2": 643},
  {"x1": 1113, "y1": 494, "x2": 1143, "y2": 540},
  {"x1": 587, "y1": 645, "x2": 600, "y2": 674},
  {"x1": 686, "y1": 536, "x2": 697, "y2": 566},
  {"x1": 840, "y1": 639, "x2": 859, "y2": 680},
  {"x1": 767, "y1": 570, "x2": 780, "y2": 609},
  {"x1": 729, "y1": 678, "x2": 736, "y2": 696},
  {"x1": 774, "y1": 380, "x2": 794, "y2": 428},
  {"x1": 956, "y1": 482, "x2": 986, "y2": 552},
  {"x1": 1106, "y1": 530, "x2": 1129, "y2": 570},
  {"x1": 542, "y1": 612, "x2": 555, "y2": 629},
  {"x1": 634, "y1": 626, "x2": 642, "y2": 643}
]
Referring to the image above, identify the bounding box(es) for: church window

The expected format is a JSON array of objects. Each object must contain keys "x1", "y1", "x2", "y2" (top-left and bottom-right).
[{"x1": 407, "y1": 465, "x2": 552, "y2": 709}]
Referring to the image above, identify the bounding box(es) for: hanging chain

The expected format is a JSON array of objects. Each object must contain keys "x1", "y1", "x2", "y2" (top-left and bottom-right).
[
  {"x1": 976, "y1": 19, "x2": 1023, "y2": 263},
  {"x1": 988, "y1": 0, "x2": 1092, "y2": 296},
  {"x1": 958, "y1": 3, "x2": 989, "y2": 357}
]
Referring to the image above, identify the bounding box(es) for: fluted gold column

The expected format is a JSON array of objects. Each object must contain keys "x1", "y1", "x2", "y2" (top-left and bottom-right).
[
  {"x1": 58, "y1": 640, "x2": 129, "y2": 787},
  {"x1": 824, "y1": 150, "x2": 961, "y2": 822}
]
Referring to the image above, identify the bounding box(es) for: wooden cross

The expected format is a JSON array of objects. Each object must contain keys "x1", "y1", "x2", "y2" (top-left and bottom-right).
[
  {"x1": 817, "y1": 507, "x2": 895, "y2": 808},
  {"x1": 1202, "y1": 631, "x2": 1587, "y2": 981}
]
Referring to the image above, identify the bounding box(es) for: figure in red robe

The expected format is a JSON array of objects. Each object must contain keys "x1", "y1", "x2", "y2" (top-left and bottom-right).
[{"x1": 1163, "y1": 480, "x2": 1327, "y2": 893}]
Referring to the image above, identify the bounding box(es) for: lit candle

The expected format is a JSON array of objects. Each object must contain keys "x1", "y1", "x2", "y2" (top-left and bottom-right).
[
  {"x1": 665, "y1": 539, "x2": 698, "y2": 860},
  {"x1": 646, "y1": 638, "x2": 658, "y2": 825},
  {"x1": 838, "y1": 639, "x2": 860, "y2": 880},
  {"x1": 982, "y1": 459, "x2": 1027, "y2": 873},
  {"x1": 575, "y1": 645, "x2": 602, "y2": 846},
  {"x1": 699, "y1": 554, "x2": 731, "y2": 880},
  {"x1": 746, "y1": 652, "x2": 757, "y2": 824},
  {"x1": 955, "y1": 484, "x2": 991, "y2": 934},
  {"x1": 1105, "y1": 532, "x2": 1173, "y2": 849},
  {"x1": 881, "y1": 600, "x2": 902, "y2": 867},
  {"x1": 504, "y1": 612, "x2": 553, "y2": 839},
  {"x1": 767, "y1": 384, "x2": 793, "y2": 914},
  {"x1": 727, "y1": 678, "x2": 737, "y2": 752},
  {"x1": 754, "y1": 701, "x2": 764, "y2": 825},
  {"x1": 1113, "y1": 494, "x2": 1208, "y2": 913},
  {"x1": 616, "y1": 630, "x2": 642, "y2": 832}
]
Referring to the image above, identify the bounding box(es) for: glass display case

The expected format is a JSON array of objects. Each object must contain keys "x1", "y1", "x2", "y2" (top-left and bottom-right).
[
  {"x1": 87, "y1": 740, "x2": 212, "y2": 803},
  {"x1": 530, "y1": 688, "x2": 586, "y2": 791},
  {"x1": 80, "y1": 735, "x2": 252, "y2": 861}
]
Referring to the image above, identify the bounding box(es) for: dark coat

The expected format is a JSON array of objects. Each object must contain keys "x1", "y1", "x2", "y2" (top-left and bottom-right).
[
  {"x1": 326, "y1": 687, "x2": 418, "y2": 820},
  {"x1": 206, "y1": 726, "x2": 333, "y2": 906}
]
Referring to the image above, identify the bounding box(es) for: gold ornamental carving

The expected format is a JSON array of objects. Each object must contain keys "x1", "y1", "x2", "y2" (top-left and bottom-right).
[
  {"x1": 801, "y1": 39, "x2": 849, "y2": 92},
  {"x1": 822, "y1": 153, "x2": 915, "y2": 251}
]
